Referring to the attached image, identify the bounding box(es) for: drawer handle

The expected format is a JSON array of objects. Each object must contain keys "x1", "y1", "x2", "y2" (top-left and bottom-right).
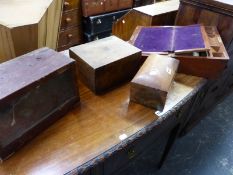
[
  {"x1": 66, "y1": 17, "x2": 72, "y2": 23},
  {"x1": 64, "y1": 1, "x2": 70, "y2": 7},
  {"x1": 67, "y1": 34, "x2": 73, "y2": 39},
  {"x1": 128, "y1": 149, "x2": 136, "y2": 159}
]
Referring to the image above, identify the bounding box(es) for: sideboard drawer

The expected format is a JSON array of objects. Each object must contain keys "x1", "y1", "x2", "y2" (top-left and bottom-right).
[
  {"x1": 58, "y1": 27, "x2": 83, "y2": 48},
  {"x1": 61, "y1": 9, "x2": 82, "y2": 30},
  {"x1": 63, "y1": 0, "x2": 81, "y2": 11}
]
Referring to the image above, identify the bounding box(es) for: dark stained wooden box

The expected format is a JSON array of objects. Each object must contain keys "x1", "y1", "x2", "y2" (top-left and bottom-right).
[
  {"x1": 0, "y1": 48, "x2": 79, "y2": 160},
  {"x1": 130, "y1": 54, "x2": 179, "y2": 111},
  {"x1": 69, "y1": 36, "x2": 142, "y2": 94}
]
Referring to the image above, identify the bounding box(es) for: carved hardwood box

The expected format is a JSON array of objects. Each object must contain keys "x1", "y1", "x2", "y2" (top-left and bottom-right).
[
  {"x1": 0, "y1": 48, "x2": 79, "y2": 160},
  {"x1": 69, "y1": 36, "x2": 141, "y2": 94},
  {"x1": 130, "y1": 54, "x2": 179, "y2": 111}
]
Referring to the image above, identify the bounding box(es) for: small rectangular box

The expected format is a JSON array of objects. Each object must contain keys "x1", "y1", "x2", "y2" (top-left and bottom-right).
[
  {"x1": 130, "y1": 54, "x2": 179, "y2": 111},
  {"x1": 69, "y1": 36, "x2": 142, "y2": 94},
  {"x1": 0, "y1": 48, "x2": 79, "y2": 160}
]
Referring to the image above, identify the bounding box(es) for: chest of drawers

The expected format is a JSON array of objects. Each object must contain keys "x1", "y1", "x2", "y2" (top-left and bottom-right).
[{"x1": 57, "y1": 0, "x2": 84, "y2": 51}]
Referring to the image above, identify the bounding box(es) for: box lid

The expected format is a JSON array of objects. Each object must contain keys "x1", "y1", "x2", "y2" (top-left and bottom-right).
[
  {"x1": 134, "y1": 0, "x2": 179, "y2": 16},
  {"x1": 69, "y1": 36, "x2": 141, "y2": 69},
  {"x1": 132, "y1": 54, "x2": 179, "y2": 92},
  {"x1": 0, "y1": 47, "x2": 75, "y2": 101}
]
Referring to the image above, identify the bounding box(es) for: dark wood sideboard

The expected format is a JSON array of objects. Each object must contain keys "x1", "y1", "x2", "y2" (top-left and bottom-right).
[{"x1": 57, "y1": 0, "x2": 84, "y2": 51}]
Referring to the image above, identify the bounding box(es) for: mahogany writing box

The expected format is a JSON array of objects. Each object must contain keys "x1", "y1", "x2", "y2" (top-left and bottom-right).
[
  {"x1": 0, "y1": 48, "x2": 79, "y2": 160},
  {"x1": 69, "y1": 36, "x2": 142, "y2": 94},
  {"x1": 130, "y1": 26, "x2": 229, "y2": 79}
]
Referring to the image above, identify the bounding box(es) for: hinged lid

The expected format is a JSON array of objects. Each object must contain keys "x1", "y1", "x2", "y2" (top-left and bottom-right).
[{"x1": 0, "y1": 47, "x2": 75, "y2": 101}]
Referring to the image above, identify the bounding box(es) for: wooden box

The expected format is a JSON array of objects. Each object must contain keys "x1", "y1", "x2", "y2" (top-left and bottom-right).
[
  {"x1": 69, "y1": 36, "x2": 141, "y2": 94},
  {"x1": 0, "y1": 48, "x2": 79, "y2": 160},
  {"x1": 130, "y1": 26, "x2": 229, "y2": 79},
  {"x1": 0, "y1": 0, "x2": 62, "y2": 63},
  {"x1": 130, "y1": 54, "x2": 179, "y2": 111},
  {"x1": 112, "y1": 0, "x2": 179, "y2": 41}
]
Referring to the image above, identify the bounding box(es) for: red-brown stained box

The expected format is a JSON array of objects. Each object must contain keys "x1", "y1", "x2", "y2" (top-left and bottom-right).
[
  {"x1": 0, "y1": 47, "x2": 79, "y2": 160},
  {"x1": 69, "y1": 36, "x2": 142, "y2": 94}
]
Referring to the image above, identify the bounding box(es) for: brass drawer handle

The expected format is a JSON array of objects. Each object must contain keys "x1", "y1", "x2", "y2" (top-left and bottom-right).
[
  {"x1": 66, "y1": 17, "x2": 72, "y2": 23},
  {"x1": 96, "y1": 19, "x2": 102, "y2": 24},
  {"x1": 64, "y1": 1, "x2": 70, "y2": 6},
  {"x1": 67, "y1": 34, "x2": 73, "y2": 39}
]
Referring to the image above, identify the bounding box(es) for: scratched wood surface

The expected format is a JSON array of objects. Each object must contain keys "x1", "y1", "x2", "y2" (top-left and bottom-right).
[{"x1": 0, "y1": 72, "x2": 203, "y2": 175}]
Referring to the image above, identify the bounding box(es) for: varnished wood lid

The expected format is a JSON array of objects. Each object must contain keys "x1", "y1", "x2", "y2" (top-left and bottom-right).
[
  {"x1": 132, "y1": 54, "x2": 179, "y2": 92},
  {"x1": 0, "y1": 48, "x2": 75, "y2": 101},
  {"x1": 134, "y1": 0, "x2": 179, "y2": 16},
  {"x1": 69, "y1": 36, "x2": 141, "y2": 69}
]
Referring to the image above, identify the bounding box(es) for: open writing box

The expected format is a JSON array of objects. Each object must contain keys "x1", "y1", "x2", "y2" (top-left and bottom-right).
[{"x1": 130, "y1": 26, "x2": 229, "y2": 79}]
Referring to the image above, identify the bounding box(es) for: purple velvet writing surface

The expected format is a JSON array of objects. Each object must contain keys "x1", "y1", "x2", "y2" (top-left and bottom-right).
[
  {"x1": 134, "y1": 27, "x2": 173, "y2": 52},
  {"x1": 174, "y1": 25, "x2": 205, "y2": 51},
  {"x1": 134, "y1": 25, "x2": 205, "y2": 52}
]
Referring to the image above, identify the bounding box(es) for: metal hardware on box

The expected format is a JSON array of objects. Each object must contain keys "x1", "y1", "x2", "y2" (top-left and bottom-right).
[
  {"x1": 128, "y1": 149, "x2": 136, "y2": 159},
  {"x1": 96, "y1": 19, "x2": 102, "y2": 24},
  {"x1": 113, "y1": 16, "x2": 116, "y2": 20}
]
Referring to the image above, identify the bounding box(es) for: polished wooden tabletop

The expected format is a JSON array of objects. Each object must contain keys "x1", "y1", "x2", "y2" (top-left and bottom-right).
[{"x1": 0, "y1": 74, "x2": 203, "y2": 175}]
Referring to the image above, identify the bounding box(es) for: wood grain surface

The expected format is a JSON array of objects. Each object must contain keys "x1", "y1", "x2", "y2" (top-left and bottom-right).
[
  {"x1": 69, "y1": 36, "x2": 142, "y2": 93},
  {"x1": 0, "y1": 72, "x2": 203, "y2": 175},
  {"x1": 0, "y1": 0, "x2": 62, "y2": 62}
]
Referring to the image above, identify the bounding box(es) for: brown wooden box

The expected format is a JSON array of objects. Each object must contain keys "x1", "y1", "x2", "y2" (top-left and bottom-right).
[
  {"x1": 112, "y1": 0, "x2": 179, "y2": 41},
  {"x1": 0, "y1": 48, "x2": 79, "y2": 160},
  {"x1": 130, "y1": 54, "x2": 179, "y2": 111},
  {"x1": 130, "y1": 26, "x2": 229, "y2": 79},
  {"x1": 69, "y1": 36, "x2": 141, "y2": 94}
]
